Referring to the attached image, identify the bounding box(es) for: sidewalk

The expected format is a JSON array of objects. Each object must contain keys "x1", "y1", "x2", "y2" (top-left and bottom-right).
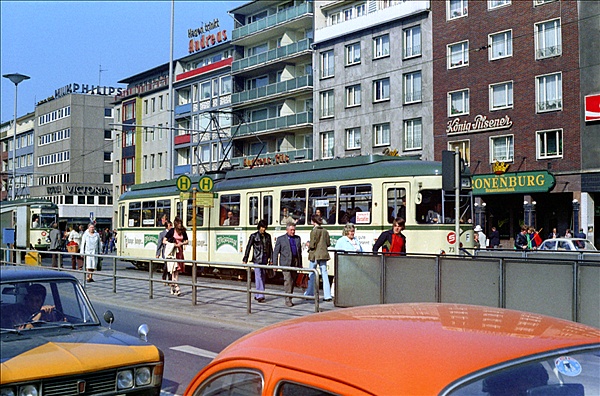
[{"x1": 83, "y1": 270, "x2": 338, "y2": 332}]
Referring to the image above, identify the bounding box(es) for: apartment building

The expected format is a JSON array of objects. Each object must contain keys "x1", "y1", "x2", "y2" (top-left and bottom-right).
[
  {"x1": 1, "y1": 112, "x2": 35, "y2": 200},
  {"x1": 228, "y1": 0, "x2": 314, "y2": 168},
  {"x1": 312, "y1": 0, "x2": 434, "y2": 160}
]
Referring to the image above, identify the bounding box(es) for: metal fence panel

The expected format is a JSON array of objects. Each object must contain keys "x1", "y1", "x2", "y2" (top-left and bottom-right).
[
  {"x1": 505, "y1": 260, "x2": 574, "y2": 321},
  {"x1": 440, "y1": 257, "x2": 500, "y2": 307},
  {"x1": 384, "y1": 256, "x2": 436, "y2": 303},
  {"x1": 335, "y1": 254, "x2": 381, "y2": 307},
  {"x1": 580, "y1": 265, "x2": 600, "y2": 327}
]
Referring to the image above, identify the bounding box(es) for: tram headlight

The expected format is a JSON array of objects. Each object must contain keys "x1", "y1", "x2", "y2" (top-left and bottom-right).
[{"x1": 117, "y1": 369, "x2": 134, "y2": 389}]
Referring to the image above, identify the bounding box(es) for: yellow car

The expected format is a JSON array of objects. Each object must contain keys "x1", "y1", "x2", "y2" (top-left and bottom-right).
[
  {"x1": 1, "y1": 267, "x2": 163, "y2": 395},
  {"x1": 186, "y1": 303, "x2": 599, "y2": 396}
]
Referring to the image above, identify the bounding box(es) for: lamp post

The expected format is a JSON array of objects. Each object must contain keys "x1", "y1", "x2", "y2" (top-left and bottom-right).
[
  {"x1": 572, "y1": 199, "x2": 580, "y2": 235},
  {"x1": 3, "y1": 72, "x2": 30, "y2": 201},
  {"x1": 523, "y1": 200, "x2": 536, "y2": 229}
]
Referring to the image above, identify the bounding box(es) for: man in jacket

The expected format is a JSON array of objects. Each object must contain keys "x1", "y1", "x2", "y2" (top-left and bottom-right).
[
  {"x1": 514, "y1": 225, "x2": 529, "y2": 250},
  {"x1": 305, "y1": 215, "x2": 332, "y2": 301},
  {"x1": 373, "y1": 217, "x2": 406, "y2": 255},
  {"x1": 273, "y1": 222, "x2": 302, "y2": 307},
  {"x1": 49, "y1": 222, "x2": 62, "y2": 268},
  {"x1": 243, "y1": 220, "x2": 272, "y2": 303}
]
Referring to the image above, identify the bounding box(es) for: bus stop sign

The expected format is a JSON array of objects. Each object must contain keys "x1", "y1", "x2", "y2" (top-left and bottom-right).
[
  {"x1": 198, "y1": 176, "x2": 214, "y2": 192},
  {"x1": 176, "y1": 175, "x2": 192, "y2": 192}
]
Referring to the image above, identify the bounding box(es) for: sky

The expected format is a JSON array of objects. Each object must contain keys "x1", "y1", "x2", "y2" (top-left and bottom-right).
[{"x1": 1, "y1": 0, "x2": 245, "y2": 123}]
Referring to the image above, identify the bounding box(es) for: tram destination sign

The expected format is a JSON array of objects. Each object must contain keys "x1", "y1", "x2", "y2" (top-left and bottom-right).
[{"x1": 472, "y1": 170, "x2": 556, "y2": 195}]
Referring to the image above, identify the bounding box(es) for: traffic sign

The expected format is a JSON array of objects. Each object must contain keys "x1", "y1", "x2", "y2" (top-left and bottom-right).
[
  {"x1": 198, "y1": 176, "x2": 214, "y2": 192},
  {"x1": 196, "y1": 192, "x2": 215, "y2": 207},
  {"x1": 176, "y1": 175, "x2": 192, "y2": 192}
]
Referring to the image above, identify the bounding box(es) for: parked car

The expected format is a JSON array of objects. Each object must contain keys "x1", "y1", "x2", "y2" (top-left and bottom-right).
[
  {"x1": 185, "y1": 303, "x2": 600, "y2": 396},
  {"x1": 538, "y1": 237, "x2": 597, "y2": 251},
  {"x1": 1, "y1": 267, "x2": 164, "y2": 395}
]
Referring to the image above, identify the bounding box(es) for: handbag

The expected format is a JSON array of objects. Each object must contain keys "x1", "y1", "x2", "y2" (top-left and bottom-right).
[
  {"x1": 295, "y1": 273, "x2": 309, "y2": 289},
  {"x1": 66, "y1": 242, "x2": 78, "y2": 253}
]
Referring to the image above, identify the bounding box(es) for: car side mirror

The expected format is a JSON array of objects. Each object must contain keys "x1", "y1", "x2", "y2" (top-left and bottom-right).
[
  {"x1": 138, "y1": 324, "x2": 149, "y2": 342},
  {"x1": 103, "y1": 310, "x2": 115, "y2": 329}
]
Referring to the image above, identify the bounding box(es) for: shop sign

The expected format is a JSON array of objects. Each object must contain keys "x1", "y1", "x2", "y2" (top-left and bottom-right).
[
  {"x1": 188, "y1": 18, "x2": 228, "y2": 54},
  {"x1": 447, "y1": 115, "x2": 513, "y2": 135},
  {"x1": 55, "y1": 83, "x2": 123, "y2": 99},
  {"x1": 585, "y1": 93, "x2": 600, "y2": 122},
  {"x1": 46, "y1": 185, "x2": 112, "y2": 196},
  {"x1": 243, "y1": 154, "x2": 290, "y2": 168},
  {"x1": 472, "y1": 171, "x2": 556, "y2": 195}
]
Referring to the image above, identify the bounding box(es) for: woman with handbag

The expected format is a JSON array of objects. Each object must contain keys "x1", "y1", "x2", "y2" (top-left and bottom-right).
[
  {"x1": 80, "y1": 223, "x2": 101, "y2": 282},
  {"x1": 67, "y1": 225, "x2": 83, "y2": 269},
  {"x1": 163, "y1": 216, "x2": 188, "y2": 296}
]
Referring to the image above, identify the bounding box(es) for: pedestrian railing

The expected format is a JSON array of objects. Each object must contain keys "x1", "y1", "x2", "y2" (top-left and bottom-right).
[{"x1": 0, "y1": 248, "x2": 322, "y2": 314}]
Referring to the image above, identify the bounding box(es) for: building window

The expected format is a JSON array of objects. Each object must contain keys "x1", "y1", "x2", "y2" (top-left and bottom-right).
[
  {"x1": 158, "y1": 153, "x2": 163, "y2": 168},
  {"x1": 329, "y1": 11, "x2": 341, "y2": 26},
  {"x1": 489, "y1": 81, "x2": 513, "y2": 110},
  {"x1": 124, "y1": 102, "x2": 135, "y2": 120},
  {"x1": 374, "y1": 123, "x2": 390, "y2": 146},
  {"x1": 373, "y1": 34, "x2": 390, "y2": 59},
  {"x1": 404, "y1": 119, "x2": 422, "y2": 151},
  {"x1": 537, "y1": 129, "x2": 563, "y2": 159},
  {"x1": 124, "y1": 130, "x2": 134, "y2": 147},
  {"x1": 143, "y1": 155, "x2": 148, "y2": 170},
  {"x1": 403, "y1": 71, "x2": 422, "y2": 104},
  {"x1": 448, "y1": 0, "x2": 468, "y2": 19},
  {"x1": 488, "y1": 0, "x2": 510, "y2": 9},
  {"x1": 346, "y1": 85, "x2": 361, "y2": 107},
  {"x1": 104, "y1": 152, "x2": 112, "y2": 162},
  {"x1": 104, "y1": 129, "x2": 112, "y2": 139},
  {"x1": 221, "y1": 76, "x2": 232, "y2": 95},
  {"x1": 321, "y1": 50, "x2": 334, "y2": 78},
  {"x1": 536, "y1": 72, "x2": 562, "y2": 112},
  {"x1": 373, "y1": 78, "x2": 390, "y2": 102},
  {"x1": 490, "y1": 135, "x2": 514, "y2": 162},
  {"x1": 320, "y1": 90, "x2": 335, "y2": 118},
  {"x1": 448, "y1": 41, "x2": 469, "y2": 68},
  {"x1": 201, "y1": 145, "x2": 211, "y2": 163},
  {"x1": 124, "y1": 157, "x2": 134, "y2": 174},
  {"x1": 201, "y1": 81, "x2": 212, "y2": 99},
  {"x1": 345, "y1": 42, "x2": 361, "y2": 66},
  {"x1": 535, "y1": 19, "x2": 561, "y2": 59},
  {"x1": 104, "y1": 174, "x2": 112, "y2": 183},
  {"x1": 448, "y1": 89, "x2": 469, "y2": 116},
  {"x1": 489, "y1": 30, "x2": 512, "y2": 60},
  {"x1": 151, "y1": 98, "x2": 156, "y2": 112},
  {"x1": 448, "y1": 140, "x2": 471, "y2": 167},
  {"x1": 321, "y1": 131, "x2": 335, "y2": 159},
  {"x1": 104, "y1": 108, "x2": 113, "y2": 117},
  {"x1": 346, "y1": 127, "x2": 361, "y2": 150},
  {"x1": 355, "y1": 3, "x2": 366, "y2": 17},
  {"x1": 534, "y1": 0, "x2": 556, "y2": 6},
  {"x1": 403, "y1": 25, "x2": 421, "y2": 58}
]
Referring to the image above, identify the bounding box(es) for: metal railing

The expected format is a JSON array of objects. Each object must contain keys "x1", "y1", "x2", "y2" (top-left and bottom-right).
[{"x1": 1, "y1": 248, "x2": 322, "y2": 314}]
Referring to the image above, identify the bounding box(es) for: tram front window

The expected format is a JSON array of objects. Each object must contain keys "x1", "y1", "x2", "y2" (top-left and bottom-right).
[
  {"x1": 38, "y1": 214, "x2": 57, "y2": 228},
  {"x1": 416, "y1": 190, "x2": 444, "y2": 224}
]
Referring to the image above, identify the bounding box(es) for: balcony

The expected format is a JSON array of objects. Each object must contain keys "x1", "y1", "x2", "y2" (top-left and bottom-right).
[
  {"x1": 174, "y1": 134, "x2": 191, "y2": 145},
  {"x1": 232, "y1": 75, "x2": 313, "y2": 106},
  {"x1": 234, "y1": 111, "x2": 312, "y2": 137},
  {"x1": 175, "y1": 103, "x2": 192, "y2": 115},
  {"x1": 232, "y1": 2, "x2": 313, "y2": 41},
  {"x1": 232, "y1": 39, "x2": 313, "y2": 73},
  {"x1": 230, "y1": 148, "x2": 313, "y2": 168}
]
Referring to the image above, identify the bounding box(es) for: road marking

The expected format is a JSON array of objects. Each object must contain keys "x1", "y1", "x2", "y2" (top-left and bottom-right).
[{"x1": 170, "y1": 345, "x2": 218, "y2": 359}]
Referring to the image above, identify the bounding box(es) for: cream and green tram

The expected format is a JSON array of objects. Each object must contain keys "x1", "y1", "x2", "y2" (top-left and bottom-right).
[{"x1": 117, "y1": 155, "x2": 474, "y2": 273}]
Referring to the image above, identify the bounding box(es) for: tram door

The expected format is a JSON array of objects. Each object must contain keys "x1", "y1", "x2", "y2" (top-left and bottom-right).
[{"x1": 247, "y1": 192, "x2": 274, "y2": 228}]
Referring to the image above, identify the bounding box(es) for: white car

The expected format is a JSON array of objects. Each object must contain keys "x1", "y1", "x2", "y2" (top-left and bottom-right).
[{"x1": 538, "y1": 238, "x2": 597, "y2": 251}]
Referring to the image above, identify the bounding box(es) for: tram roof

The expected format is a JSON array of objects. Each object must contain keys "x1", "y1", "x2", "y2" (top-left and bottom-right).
[
  {"x1": 119, "y1": 155, "x2": 442, "y2": 200},
  {"x1": 0, "y1": 198, "x2": 57, "y2": 212}
]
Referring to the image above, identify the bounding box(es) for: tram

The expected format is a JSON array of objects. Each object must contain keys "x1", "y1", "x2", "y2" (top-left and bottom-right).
[
  {"x1": 0, "y1": 198, "x2": 59, "y2": 250},
  {"x1": 117, "y1": 155, "x2": 473, "y2": 273},
  {"x1": 116, "y1": 155, "x2": 474, "y2": 274}
]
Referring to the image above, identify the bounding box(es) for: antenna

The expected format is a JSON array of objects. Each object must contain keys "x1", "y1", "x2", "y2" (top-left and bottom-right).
[{"x1": 99, "y1": 64, "x2": 108, "y2": 86}]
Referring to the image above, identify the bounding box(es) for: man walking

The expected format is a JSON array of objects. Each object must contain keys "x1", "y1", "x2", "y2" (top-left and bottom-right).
[
  {"x1": 273, "y1": 222, "x2": 302, "y2": 307},
  {"x1": 242, "y1": 220, "x2": 272, "y2": 303},
  {"x1": 49, "y1": 222, "x2": 62, "y2": 268}
]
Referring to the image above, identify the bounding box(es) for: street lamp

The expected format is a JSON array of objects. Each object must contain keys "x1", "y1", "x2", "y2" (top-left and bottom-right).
[
  {"x1": 572, "y1": 199, "x2": 580, "y2": 235},
  {"x1": 3, "y1": 72, "x2": 30, "y2": 200}
]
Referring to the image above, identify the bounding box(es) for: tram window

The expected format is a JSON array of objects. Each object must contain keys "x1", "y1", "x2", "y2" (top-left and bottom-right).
[
  {"x1": 263, "y1": 195, "x2": 273, "y2": 225},
  {"x1": 32, "y1": 215, "x2": 39, "y2": 228},
  {"x1": 280, "y1": 189, "x2": 306, "y2": 225},
  {"x1": 249, "y1": 197, "x2": 259, "y2": 226},
  {"x1": 339, "y1": 184, "x2": 372, "y2": 224},
  {"x1": 186, "y1": 200, "x2": 204, "y2": 227},
  {"x1": 156, "y1": 199, "x2": 171, "y2": 224},
  {"x1": 119, "y1": 206, "x2": 125, "y2": 228},
  {"x1": 416, "y1": 190, "x2": 444, "y2": 224},
  {"x1": 220, "y1": 194, "x2": 240, "y2": 226},
  {"x1": 308, "y1": 187, "x2": 336, "y2": 225},
  {"x1": 128, "y1": 202, "x2": 141, "y2": 227},
  {"x1": 142, "y1": 201, "x2": 156, "y2": 227},
  {"x1": 176, "y1": 201, "x2": 183, "y2": 221},
  {"x1": 387, "y1": 188, "x2": 406, "y2": 224}
]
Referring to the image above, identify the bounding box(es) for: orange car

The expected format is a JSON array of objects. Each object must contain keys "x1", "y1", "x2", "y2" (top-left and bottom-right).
[{"x1": 186, "y1": 303, "x2": 600, "y2": 396}]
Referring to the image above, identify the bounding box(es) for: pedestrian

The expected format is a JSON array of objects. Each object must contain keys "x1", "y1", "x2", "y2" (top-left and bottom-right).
[
  {"x1": 474, "y1": 225, "x2": 487, "y2": 249},
  {"x1": 163, "y1": 216, "x2": 188, "y2": 296},
  {"x1": 242, "y1": 219, "x2": 272, "y2": 303},
  {"x1": 67, "y1": 225, "x2": 83, "y2": 269},
  {"x1": 526, "y1": 227, "x2": 538, "y2": 249},
  {"x1": 80, "y1": 223, "x2": 101, "y2": 282},
  {"x1": 564, "y1": 229, "x2": 573, "y2": 238},
  {"x1": 548, "y1": 228, "x2": 559, "y2": 239},
  {"x1": 335, "y1": 223, "x2": 363, "y2": 253},
  {"x1": 489, "y1": 226, "x2": 500, "y2": 248},
  {"x1": 272, "y1": 222, "x2": 302, "y2": 307},
  {"x1": 102, "y1": 228, "x2": 111, "y2": 254},
  {"x1": 109, "y1": 229, "x2": 117, "y2": 253},
  {"x1": 514, "y1": 225, "x2": 528, "y2": 250},
  {"x1": 575, "y1": 228, "x2": 586, "y2": 239},
  {"x1": 62, "y1": 228, "x2": 70, "y2": 252},
  {"x1": 156, "y1": 220, "x2": 173, "y2": 284},
  {"x1": 49, "y1": 222, "x2": 62, "y2": 268},
  {"x1": 373, "y1": 217, "x2": 406, "y2": 255},
  {"x1": 305, "y1": 215, "x2": 332, "y2": 302}
]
